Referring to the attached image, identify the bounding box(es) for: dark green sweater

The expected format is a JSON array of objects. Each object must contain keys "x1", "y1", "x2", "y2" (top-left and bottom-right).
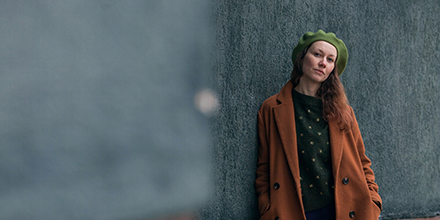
[{"x1": 292, "y1": 88, "x2": 334, "y2": 212}]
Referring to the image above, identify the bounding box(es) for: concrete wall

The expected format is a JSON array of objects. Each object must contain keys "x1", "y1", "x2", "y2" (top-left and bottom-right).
[{"x1": 199, "y1": 0, "x2": 440, "y2": 219}]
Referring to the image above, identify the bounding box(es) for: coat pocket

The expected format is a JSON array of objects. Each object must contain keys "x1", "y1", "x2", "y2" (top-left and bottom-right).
[
  {"x1": 260, "y1": 202, "x2": 273, "y2": 220},
  {"x1": 261, "y1": 200, "x2": 270, "y2": 216}
]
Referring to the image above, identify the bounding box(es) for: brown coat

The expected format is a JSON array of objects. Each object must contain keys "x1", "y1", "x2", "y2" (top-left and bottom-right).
[{"x1": 256, "y1": 81, "x2": 382, "y2": 220}]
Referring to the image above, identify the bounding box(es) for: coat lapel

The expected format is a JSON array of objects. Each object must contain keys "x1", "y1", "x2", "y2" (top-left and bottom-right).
[
  {"x1": 273, "y1": 82, "x2": 301, "y2": 184},
  {"x1": 274, "y1": 103, "x2": 300, "y2": 180}
]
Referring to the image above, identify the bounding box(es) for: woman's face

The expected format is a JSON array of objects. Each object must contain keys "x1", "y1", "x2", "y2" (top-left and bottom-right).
[{"x1": 300, "y1": 41, "x2": 337, "y2": 85}]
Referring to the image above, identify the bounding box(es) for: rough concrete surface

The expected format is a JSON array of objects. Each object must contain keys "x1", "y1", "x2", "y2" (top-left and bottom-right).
[{"x1": 198, "y1": 0, "x2": 440, "y2": 219}]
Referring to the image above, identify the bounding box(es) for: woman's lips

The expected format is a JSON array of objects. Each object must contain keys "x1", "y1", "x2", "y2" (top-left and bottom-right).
[{"x1": 314, "y1": 69, "x2": 324, "y2": 75}]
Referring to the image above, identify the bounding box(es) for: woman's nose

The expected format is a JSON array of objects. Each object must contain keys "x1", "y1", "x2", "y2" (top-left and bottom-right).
[{"x1": 319, "y1": 59, "x2": 327, "y2": 68}]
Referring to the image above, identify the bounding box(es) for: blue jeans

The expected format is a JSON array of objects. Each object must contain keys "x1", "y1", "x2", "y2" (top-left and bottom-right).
[{"x1": 305, "y1": 203, "x2": 336, "y2": 220}]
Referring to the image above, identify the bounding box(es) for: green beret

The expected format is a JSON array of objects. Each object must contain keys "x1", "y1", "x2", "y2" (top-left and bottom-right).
[{"x1": 292, "y1": 30, "x2": 348, "y2": 76}]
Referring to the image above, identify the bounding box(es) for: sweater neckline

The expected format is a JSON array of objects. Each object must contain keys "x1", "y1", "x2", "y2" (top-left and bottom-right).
[{"x1": 292, "y1": 88, "x2": 323, "y2": 108}]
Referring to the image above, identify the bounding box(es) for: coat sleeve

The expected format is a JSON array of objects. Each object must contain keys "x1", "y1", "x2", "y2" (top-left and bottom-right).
[
  {"x1": 350, "y1": 108, "x2": 383, "y2": 211},
  {"x1": 255, "y1": 110, "x2": 271, "y2": 215}
]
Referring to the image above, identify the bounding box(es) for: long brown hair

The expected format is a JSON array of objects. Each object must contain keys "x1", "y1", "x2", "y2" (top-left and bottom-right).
[{"x1": 290, "y1": 45, "x2": 352, "y2": 130}]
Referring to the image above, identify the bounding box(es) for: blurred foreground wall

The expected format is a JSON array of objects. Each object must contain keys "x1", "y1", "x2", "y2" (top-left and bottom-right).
[
  {"x1": 200, "y1": 0, "x2": 440, "y2": 219},
  {"x1": 0, "y1": 1, "x2": 213, "y2": 219}
]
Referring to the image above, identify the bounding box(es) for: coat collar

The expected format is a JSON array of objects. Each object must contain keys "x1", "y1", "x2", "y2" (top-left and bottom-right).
[
  {"x1": 273, "y1": 80, "x2": 344, "y2": 186},
  {"x1": 275, "y1": 80, "x2": 294, "y2": 105}
]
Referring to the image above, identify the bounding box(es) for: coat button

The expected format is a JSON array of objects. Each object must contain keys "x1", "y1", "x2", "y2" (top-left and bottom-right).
[
  {"x1": 349, "y1": 211, "x2": 355, "y2": 218},
  {"x1": 342, "y1": 177, "x2": 349, "y2": 185},
  {"x1": 273, "y1": 183, "x2": 280, "y2": 190}
]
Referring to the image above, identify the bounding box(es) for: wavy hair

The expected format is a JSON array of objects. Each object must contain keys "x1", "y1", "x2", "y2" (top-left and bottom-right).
[{"x1": 290, "y1": 45, "x2": 352, "y2": 130}]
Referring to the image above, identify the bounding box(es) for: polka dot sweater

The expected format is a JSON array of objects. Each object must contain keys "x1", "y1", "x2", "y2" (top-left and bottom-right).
[{"x1": 292, "y1": 88, "x2": 335, "y2": 212}]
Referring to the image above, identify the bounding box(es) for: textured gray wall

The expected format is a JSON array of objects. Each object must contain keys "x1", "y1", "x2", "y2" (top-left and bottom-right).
[
  {"x1": 0, "y1": 1, "x2": 212, "y2": 219},
  {"x1": 200, "y1": 0, "x2": 440, "y2": 219}
]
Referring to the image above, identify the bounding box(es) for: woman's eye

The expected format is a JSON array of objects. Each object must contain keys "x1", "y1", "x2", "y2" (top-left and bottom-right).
[
  {"x1": 314, "y1": 53, "x2": 321, "y2": 57},
  {"x1": 328, "y1": 58, "x2": 334, "y2": 63}
]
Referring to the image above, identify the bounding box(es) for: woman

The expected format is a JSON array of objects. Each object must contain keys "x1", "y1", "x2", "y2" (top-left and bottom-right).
[{"x1": 255, "y1": 30, "x2": 382, "y2": 220}]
